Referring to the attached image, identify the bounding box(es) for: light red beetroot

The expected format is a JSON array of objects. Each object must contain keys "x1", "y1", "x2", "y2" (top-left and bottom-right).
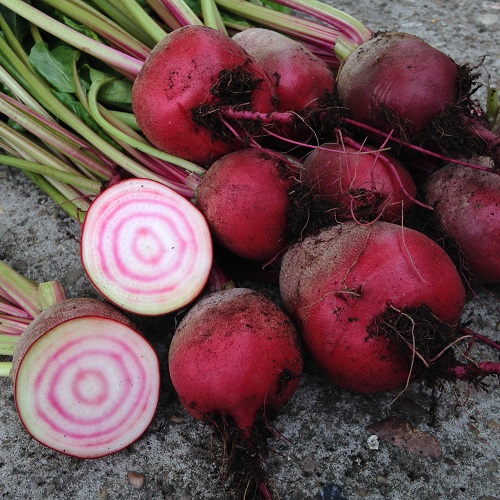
[
  {"x1": 195, "y1": 148, "x2": 296, "y2": 262},
  {"x1": 279, "y1": 222, "x2": 466, "y2": 393},
  {"x1": 422, "y1": 161, "x2": 500, "y2": 284},
  {"x1": 169, "y1": 288, "x2": 302, "y2": 497},
  {"x1": 232, "y1": 28, "x2": 334, "y2": 112},
  {"x1": 301, "y1": 142, "x2": 417, "y2": 222},
  {"x1": 168, "y1": 287, "x2": 303, "y2": 433},
  {"x1": 336, "y1": 32, "x2": 459, "y2": 138},
  {"x1": 131, "y1": 25, "x2": 276, "y2": 165}
]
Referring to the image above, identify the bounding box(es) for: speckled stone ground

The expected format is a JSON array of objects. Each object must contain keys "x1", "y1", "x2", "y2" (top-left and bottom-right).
[{"x1": 1, "y1": 1, "x2": 499, "y2": 499}]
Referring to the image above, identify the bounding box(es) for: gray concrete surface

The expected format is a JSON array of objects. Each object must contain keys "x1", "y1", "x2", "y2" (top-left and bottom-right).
[{"x1": 1, "y1": 1, "x2": 500, "y2": 498}]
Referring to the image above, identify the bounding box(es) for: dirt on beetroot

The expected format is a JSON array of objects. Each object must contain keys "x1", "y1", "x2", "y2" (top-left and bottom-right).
[{"x1": 1, "y1": 1, "x2": 500, "y2": 499}]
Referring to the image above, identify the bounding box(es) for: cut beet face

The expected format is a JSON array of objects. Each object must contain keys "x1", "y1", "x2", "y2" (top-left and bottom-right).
[
  {"x1": 81, "y1": 178, "x2": 213, "y2": 315},
  {"x1": 12, "y1": 298, "x2": 160, "y2": 458}
]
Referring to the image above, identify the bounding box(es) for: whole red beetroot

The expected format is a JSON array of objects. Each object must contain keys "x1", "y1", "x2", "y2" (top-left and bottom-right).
[
  {"x1": 301, "y1": 142, "x2": 417, "y2": 223},
  {"x1": 168, "y1": 287, "x2": 303, "y2": 497},
  {"x1": 196, "y1": 148, "x2": 296, "y2": 262},
  {"x1": 422, "y1": 161, "x2": 500, "y2": 284},
  {"x1": 280, "y1": 222, "x2": 466, "y2": 393},
  {"x1": 232, "y1": 28, "x2": 334, "y2": 113},
  {"x1": 132, "y1": 25, "x2": 276, "y2": 165},
  {"x1": 169, "y1": 287, "x2": 302, "y2": 432},
  {"x1": 337, "y1": 32, "x2": 459, "y2": 139}
]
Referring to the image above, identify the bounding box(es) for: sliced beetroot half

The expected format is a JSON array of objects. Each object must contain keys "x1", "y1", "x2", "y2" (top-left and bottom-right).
[
  {"x1": 11, "y1": 298, "x2": 160, "y2": 458},
  {"x1": 81, "y1": 178, "x2": 213, "y2": 315}
]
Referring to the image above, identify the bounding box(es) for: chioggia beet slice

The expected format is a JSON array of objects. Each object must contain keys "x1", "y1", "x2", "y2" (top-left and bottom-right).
[
  {"x1": 11, "y1": 298, "x2": 160, "y2": 458},
  {"x1": 81, "y1": 178, "x2": 213, "y2": 315}
]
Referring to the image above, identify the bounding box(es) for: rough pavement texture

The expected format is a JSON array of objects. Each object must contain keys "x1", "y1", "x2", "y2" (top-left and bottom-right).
[{"x1": 1, "y1": 1, "x2": 500, "y2": 499}]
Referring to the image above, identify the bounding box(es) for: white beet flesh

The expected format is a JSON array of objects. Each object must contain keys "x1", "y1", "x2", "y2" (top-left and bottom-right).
[{"x1": 81, "y1": 178, "x2": 213, "y2": 315}]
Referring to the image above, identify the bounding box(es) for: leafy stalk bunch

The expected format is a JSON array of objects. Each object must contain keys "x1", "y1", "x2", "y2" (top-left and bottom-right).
[{"x1": 1, "y1": 0, "x2": 497, "y2": 217}]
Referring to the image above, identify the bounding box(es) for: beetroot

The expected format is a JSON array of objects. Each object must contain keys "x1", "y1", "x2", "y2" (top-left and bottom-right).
[
  {"x1": 279, "y1": 222, "x2": 466, "y2": 393},
  {"x1": 195, "y1": 148, "x2": 296, "y2": 262},
  {"x1": 335, "y1": 31, "x2": 500, "y2": 166},
  {"x1": 131, "y1": 25, "x2": 276, "y2": 165},
  {"x1": 232, "y1": 28, "x2": 334, "y2": 143},
  {"x1": 422, "y1": 161, "x2": 500, "y2": 284},
  {"x1": 11, "y1": 298, "x2": 160, "y2": 458},
  {"x1": 168, "y1": 287, "x2": 303, "y2": 496},
  {"x1": 301, "y1": 141, "x2": 418, "y2": 223},
  {"x1": 336, "y1": 32, "x2": 460, "y2": 139},
  {"x1": 232, "y1": 28, "x2": 334, "y2": 113},
  {"x1": 80, "y1": 178, "x2": 213, "y2": 315}
]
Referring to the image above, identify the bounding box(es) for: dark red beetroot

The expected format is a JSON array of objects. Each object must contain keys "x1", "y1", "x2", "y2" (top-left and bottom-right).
[
  {"x1": 168, "y1": 287, "x2": 303, "y2": 497},
  {"x1": 336, "y1": 32, "x2": 500, "y2": 165},
  {"x1": 336, "y1": 32, "x2": 459, "y2": 139},
  {"x1": 422, "y1": 161, "x2": 500, "y2": 284},
  {"x1": 301, "y1": 141, "x2": 418, "y2": 223},
  {"x1": 279, "y1": 222, "x2": 466, "y2": 393},
  {"x1": 131, "y1": 25, "x2": 276, "y2": 165},
  {"x1": 195, "y1": 148, "x2": 296, "y2": 262}
]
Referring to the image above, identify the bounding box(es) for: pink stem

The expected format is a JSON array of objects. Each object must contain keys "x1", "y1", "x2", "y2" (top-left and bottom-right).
[
  {"x1": 259, "y1": 481, "x2": 273, "y2": 500},
  {"x1": 462, "y1": 326, "x2": 500, "y2": 352},
  {"x1": 343, "y1": 117, "x2": 498, "y2": 173},
  {"x1": 448, "y1": 362, "x2": 500, "y2": 380},
  {"x1": 223, "y1": 108, "x2": 498, "y2": 174}
]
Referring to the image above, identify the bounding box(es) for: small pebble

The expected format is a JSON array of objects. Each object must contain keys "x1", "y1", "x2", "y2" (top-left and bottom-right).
[
  {"x1": 367, "y1": 435, "x2": 379, "y2": 450},
  {"x1": 170, "y1": 415, "x2": 186, "y2": 423},
  {"x1": 99, "y1": 489, "x2": 109, "y2": 500},
  {"x1": 127, "y1": 471, "x2": 146, "y2": 489},
  {"x1": 376, "y1": 475, "x2": 388, "y2": 485},
  {"x1": 487, "y1": 420, "x2": 500, "y2": 430},
  {"x1": 321, "y1": 484, "x2": 347, "y2": 500}
]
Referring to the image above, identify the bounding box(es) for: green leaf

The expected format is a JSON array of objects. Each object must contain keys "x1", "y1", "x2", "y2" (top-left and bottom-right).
[
  {"x1": 60, "y1": 14, "x2": 102, "y2": 41},
  {"x1": 28, "y1": 42, "x2": 79, "y2": 93},
  {"x1": 96, "y1": 78, "x2": 133, "y2": 104},
  {"x1": 88, "y1": 67, "x2": 132, "y2": 104},
  {"x1": 219, "y1": 11, "x2": 253, "y2": 28},
  {"x1": 184, "y1": 0, "x2": 202, "y2": 16}
]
